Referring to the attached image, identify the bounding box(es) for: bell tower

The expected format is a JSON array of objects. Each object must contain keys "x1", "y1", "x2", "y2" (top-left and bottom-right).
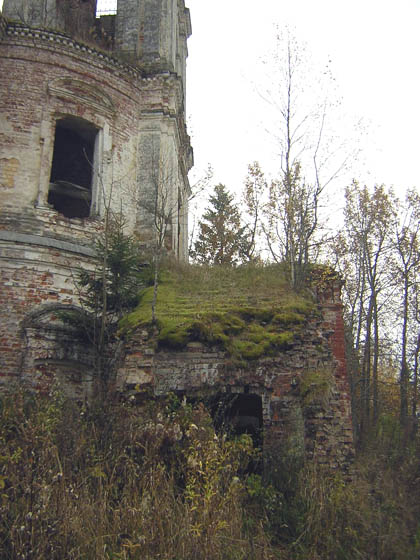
[
  {"x1": 0, "y1": 0, "x2": 193, "y2": 387},
  {"x1": 2, "y1": 0, "x2": 97, "y2": 39},
  {"x1": 115, "y1": 0, "x2": 191, "y2": 74}
]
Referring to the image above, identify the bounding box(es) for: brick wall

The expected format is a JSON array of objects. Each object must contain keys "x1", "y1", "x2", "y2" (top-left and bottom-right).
[
  {"x1": 0, "y1": 22, "x2": 192, "y2": 254},
  {"x1": 0, "y1": 240, "x2": 95, "y2": 386},
  {"x1": 0, "y1": 18, "x2": 193, "y2": 383},
  {"x1": 117, "y1": 286, "x2": 355, "y2": 471}
]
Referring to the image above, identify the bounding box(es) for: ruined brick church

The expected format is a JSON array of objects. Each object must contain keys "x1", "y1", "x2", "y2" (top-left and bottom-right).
[
  {"x1": 0, "y1": 0, "x2": 354, "y2": 469},
  {"x1": 0, "y1": 0, "x2": 192, "y2": 375}
]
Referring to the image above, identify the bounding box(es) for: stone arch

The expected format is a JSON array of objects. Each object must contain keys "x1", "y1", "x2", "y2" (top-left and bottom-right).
[
  {"x1": 20, "y1": 303, "x2": 95, "y2": 397},
  {"x1": 48, "y1": 77, "x2": 116, "y2": 117}
]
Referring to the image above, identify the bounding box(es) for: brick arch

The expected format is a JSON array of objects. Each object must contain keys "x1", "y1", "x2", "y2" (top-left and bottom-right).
[
  {"x1": 20, "y1": 303, "x2": 95, "y2": 396},
  {"x1": 48, "y1": 77, "x2": 116, "y2": 117}
]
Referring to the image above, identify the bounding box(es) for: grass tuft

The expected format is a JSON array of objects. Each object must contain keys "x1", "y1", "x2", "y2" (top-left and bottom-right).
[{"x1": 120, "y1": 263, "x2": 315, "y2": 363}]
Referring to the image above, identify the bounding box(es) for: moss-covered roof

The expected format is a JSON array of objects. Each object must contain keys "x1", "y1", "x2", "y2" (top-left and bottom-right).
[{"x1": 120, "y1": 264, "x2": 316, "y2": 364}]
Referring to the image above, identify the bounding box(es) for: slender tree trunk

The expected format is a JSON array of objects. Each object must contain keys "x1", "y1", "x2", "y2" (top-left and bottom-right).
[
  {"x1": 361, "y1": 296, "x2": 373, "y2": 435},
  {"x1": 355, "y1": 263, "x2": 366, "y2": 352},
  {"x1": 400, "y1": 275, "x2": 410, "y2": 425},
  {"x1": 152, "y1": 249, "x2": 160, "y2": 325},
  {"x1": 412, "y1": 333, "x2": 420, "y2": 419},
  {"x1": 372, "y1": 293, "x2": 379, "y2": 422}
]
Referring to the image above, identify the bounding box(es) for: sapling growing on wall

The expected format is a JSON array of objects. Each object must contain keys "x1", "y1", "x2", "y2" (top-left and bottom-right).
[
  {"x1": 64, "y1": 211, "x2": 145, "y2": 390},
  {"x1": 62, "y1": 147, "x2": 147, "y2": 390}
]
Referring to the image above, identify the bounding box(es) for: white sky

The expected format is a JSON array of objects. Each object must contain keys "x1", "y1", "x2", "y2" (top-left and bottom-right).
[
  {"x1": 2, "y1": 0, "x2": 420, "y2": 207},
  {"x1": 185, "y1": 0, "x2": 420, "y2": 206}
]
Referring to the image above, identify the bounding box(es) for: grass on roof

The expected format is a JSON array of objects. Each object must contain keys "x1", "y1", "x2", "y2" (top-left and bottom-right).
[{"x1": 120, "y1": 263, "x2": 316, "y2": 364}]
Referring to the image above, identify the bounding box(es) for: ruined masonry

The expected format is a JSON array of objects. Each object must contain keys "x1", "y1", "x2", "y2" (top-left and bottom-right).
[
  {"x1": 118, "y1": 281, "x2": 354, "y2": 471},
  {"x1": 0, "y1": 1, "x2": 354, "y2": 469},
  {"x1": 0, "y1": 0, "x2": 192, "y2": 383}
]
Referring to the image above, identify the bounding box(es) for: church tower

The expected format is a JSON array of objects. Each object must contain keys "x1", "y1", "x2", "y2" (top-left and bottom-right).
[
  {"x1": 2, "y1": 0, "x2": 97, "y2": 39},
  {"x1": 0, "y1": 0, "x2": 192, "y2": 388}
]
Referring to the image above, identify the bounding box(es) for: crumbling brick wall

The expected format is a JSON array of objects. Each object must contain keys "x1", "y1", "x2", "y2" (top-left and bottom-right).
[
  {"x1": 0, "y1": 240, "x2": 95, "y2": 387},
  {"x1": 0, "y1": 6, "x2": 192, "y2": 383},
  {"x1": 117, "y1": 287, "x2": 354, "y2": 471}
]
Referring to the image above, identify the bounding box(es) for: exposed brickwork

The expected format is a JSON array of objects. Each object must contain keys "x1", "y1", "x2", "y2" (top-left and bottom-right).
[
  {"x1": 117, "y1": 288, "x2": 355, "y2": 471},
  {"x1": 0, "y1": 2, "x2": 192, "y2": 383},
  {"x1": 0, "y1": 241, "x2": 95, "y2": 386},
  {"x1": 0, "y1": 13, "x2": 192, "y2": 256},
  {"x1": 0, "y1": 4, "x2": 354, "y2": 469}
]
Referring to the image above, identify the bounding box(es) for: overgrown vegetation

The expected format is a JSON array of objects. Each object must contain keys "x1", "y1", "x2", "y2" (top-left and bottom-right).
[
  {"x1": 120, "y1": 263, "x2": 315, "y2": 364},
  {"x1": 62, "y1": 213, "x2": 146, "y2": 389},
  {"x1": 1, "y1": 389, "x2": 420, "y2": 559}
]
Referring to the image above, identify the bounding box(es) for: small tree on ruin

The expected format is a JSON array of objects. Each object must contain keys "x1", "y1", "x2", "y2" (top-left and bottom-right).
[{"x1": 191, "y1": 184, "x2": 247, "y2": 266}]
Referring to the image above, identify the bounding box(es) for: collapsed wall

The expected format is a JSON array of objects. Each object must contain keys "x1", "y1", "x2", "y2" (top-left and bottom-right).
[{"x1": 117, "y1": 281, "x2": 354, "y2": 471}]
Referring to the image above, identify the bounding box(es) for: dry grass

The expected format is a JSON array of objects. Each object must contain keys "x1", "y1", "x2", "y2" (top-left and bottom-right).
[
  {"x1": 1, "y1": 388, "x2": 419, "y2": 560},
  {"x1": 0, "y1": 389, "x2": 274, "y2": 559}
]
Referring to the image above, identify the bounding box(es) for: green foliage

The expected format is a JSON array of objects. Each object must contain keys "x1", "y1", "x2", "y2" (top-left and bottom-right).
[
  {"x1": 62, "y1": 213, "x2": 148, "y2": 384},
  {"x1": 191, "y1": 184, "x2": 249, "y2": 265},
  {"x1": 78, "y1": 213, "x2": 146, "y2": 319},
  {"x1": 299, "y1": 368, "x2": 335, "y2": 409},
  {"x1": 121, "y1": 263, "x2": 315, "y2": 363}
]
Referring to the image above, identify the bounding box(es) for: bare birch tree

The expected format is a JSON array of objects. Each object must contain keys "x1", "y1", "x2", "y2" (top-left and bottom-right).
[{"x1": 260, "y1": 30, "x2": 351, "y2": 289}]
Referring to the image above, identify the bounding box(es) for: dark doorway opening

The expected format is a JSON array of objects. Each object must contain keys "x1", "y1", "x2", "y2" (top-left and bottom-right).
[
  {"x1": 211, "y1": 392, "x2": 264, "y2": 472},
  {"x1": 48, "y1": 117, "x2": 98, "y2": 218}
]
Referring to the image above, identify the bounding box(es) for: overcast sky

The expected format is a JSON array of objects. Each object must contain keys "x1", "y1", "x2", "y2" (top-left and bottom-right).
[
  {"x1": 185, "y1": 0, "x2": 420, "y2": 204},
  {"x1": 2, "y1": 0, "x2": 420, "y2": 207}
]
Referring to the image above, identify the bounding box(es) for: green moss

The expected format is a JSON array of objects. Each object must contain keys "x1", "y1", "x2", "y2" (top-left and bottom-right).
[
  {"x1": 299, "y1": 369, "x2": 335, "y2": 408},
  {"x1": 158, "y1": 319, "x2": 190, "y2": 349},
  {"x1": 273, "y1": 311, "x2": 306, "y2": 325},
  {"x1": 230, "y1": 339, "x2": 269, "y2": 360},
  {"x1": 273, "y1": 331, "x2": 294, "y2": 347},
  {"x1": 120, "y1": 263, "x2": 315, "y2": 364}
]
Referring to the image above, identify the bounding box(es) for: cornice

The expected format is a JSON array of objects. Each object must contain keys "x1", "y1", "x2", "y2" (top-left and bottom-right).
[
  {"x1": 0, "y1": 230, "x2": 96, "y2": 257},
  {"x1": 2, "y1": 21, "x2": 186, "y2": 90},
  {"x1": 3, "y1": 21, "x2": 143, "y2": 78}
]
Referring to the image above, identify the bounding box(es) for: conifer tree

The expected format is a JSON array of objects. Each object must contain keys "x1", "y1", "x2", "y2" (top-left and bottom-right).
[
  {"x1": 191, "y1": 184, "x2": 246, "y2": 265},
  {"x1": 63, "y1": 212, "x2": 146, "y2": 388}
]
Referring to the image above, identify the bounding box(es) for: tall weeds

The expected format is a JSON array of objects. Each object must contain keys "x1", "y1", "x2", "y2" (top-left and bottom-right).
[
  {"x1": 0, "y1": 389, "x2": 272, "y2": 559},
  {"x1": 1, "y1": 390, "x2": 419, "y2": 559}
]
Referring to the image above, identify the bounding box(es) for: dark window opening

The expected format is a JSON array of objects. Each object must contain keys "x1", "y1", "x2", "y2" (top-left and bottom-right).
[
  {"x1": 211, "y1": 392, "x2": 264, "y2": 473},
  {"x1": 94, "y1": 15, "x2": 116, "y2": 49},
  {"x1": 224, "y1": 394, "x2": 262, "y2": 439},
  {"x1": 171, "y1": 392, "x2": 264, "y2": 474},
  {"x1": 48, "y1": 117, "x2": 98, "y2": 219}
]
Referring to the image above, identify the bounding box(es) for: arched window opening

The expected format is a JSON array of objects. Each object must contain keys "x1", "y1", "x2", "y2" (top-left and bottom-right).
[{"x1": 48, "y1": 117, "x2": 98, "y2": 219}]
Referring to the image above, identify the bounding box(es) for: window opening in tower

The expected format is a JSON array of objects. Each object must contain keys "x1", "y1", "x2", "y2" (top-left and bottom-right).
[{"x1": 48, "y1": 117, "x2": 98, "y2": 219}]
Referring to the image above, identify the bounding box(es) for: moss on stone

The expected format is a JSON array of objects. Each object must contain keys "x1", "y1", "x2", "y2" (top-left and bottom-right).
[
  {"x1": 273, "y1": 311, "x2": 306, "y2": 325},
  {"x1": 120, "y1": 263, "x2": 316, "y2": 363},
  {"x1": 299, "y1": 369, "x2": 335, "y2": 409}
]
